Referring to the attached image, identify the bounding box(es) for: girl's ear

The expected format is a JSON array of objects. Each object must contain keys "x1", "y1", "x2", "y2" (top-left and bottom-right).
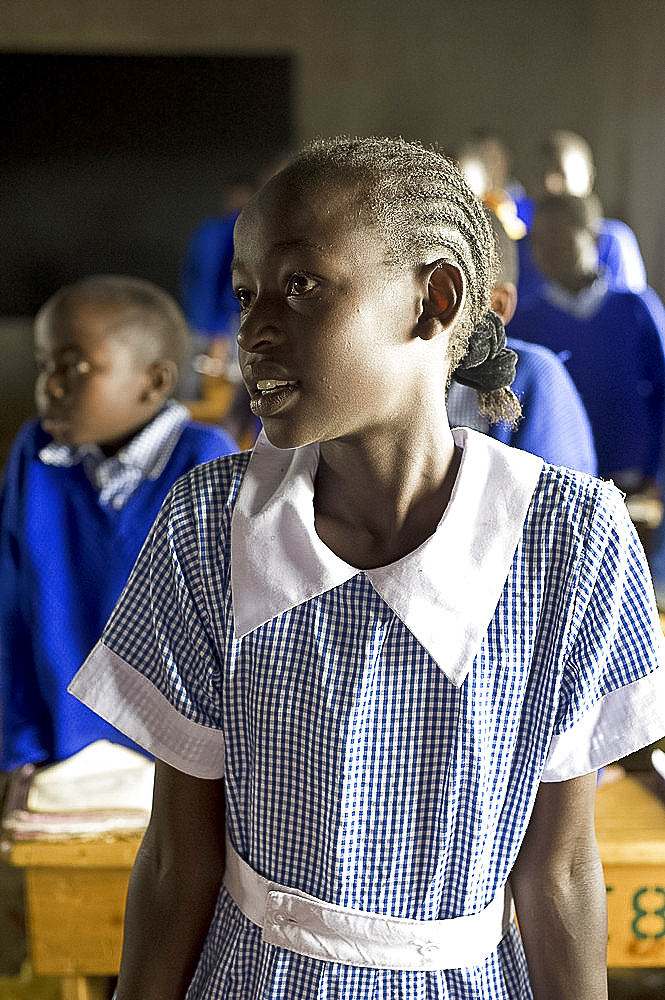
[
  {"x1": 142, "y1": 359, "x2": 179, "y2": 403},
  {"x1": 418, "y1": 261, "x2": 465, "y2": 340}
]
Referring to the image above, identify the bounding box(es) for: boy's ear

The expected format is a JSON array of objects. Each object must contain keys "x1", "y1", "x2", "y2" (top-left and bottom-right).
[
  {"x1": 490, "y1": 281, "x2": 518, "y2": 325},
  {"x1": 418, "y1": 260, "x2": 465, "y2": 340},
  {"x1": 142, "y1": 359, "x2": 179, "y2": 402}
]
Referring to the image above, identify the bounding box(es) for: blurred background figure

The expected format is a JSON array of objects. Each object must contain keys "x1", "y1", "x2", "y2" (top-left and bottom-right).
[
  {"x1": 0, "y1": 274, "x2": 238, "y2": 774},
  {"x1": 179, "y1": 172, "x2": 258, "y2": 444},
  {"x1": 508, "y1": 194, "x2": 665, "y2": 543},
  {"x1": 517, "y1": 130, "x2": 647, "y2": 310},
  {"x1": 180, "y1": 171, "x2": 257, "y2": 363},
  {"x1": 447, "y1": 209, "x2": 597, "y2": 475},
  {"x1": 457, "y1": 132, "x2": 528, "y2": 241},
  {"x1": 180, "y1": 152, "x2": 291, "y2": 447},
  {"x1": 0, "y1": 274, "x2": 238, "y2": 975}
]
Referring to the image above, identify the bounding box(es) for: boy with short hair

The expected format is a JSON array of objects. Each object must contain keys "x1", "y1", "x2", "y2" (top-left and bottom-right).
[
  {"x1": 509, "y1": 194, "x2": 665, "y2": 493},
  {"x1": 447, "y1": 209, "x2": 597, "y2": 475},
  {"x1": 0, "y1": 274, "x2": 238, "y2": 772},
  {"x1": 517, "y1": 130, "x2": 647, "y2": 309}
]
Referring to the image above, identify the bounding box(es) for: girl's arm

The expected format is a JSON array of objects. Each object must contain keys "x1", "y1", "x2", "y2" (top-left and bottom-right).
[
  {"x1": 115, "y1": 759, "x2": 227, "y2": 1000},
  {"x1": 509, "y1": 771, "x2": 608, "y2": 1000}
]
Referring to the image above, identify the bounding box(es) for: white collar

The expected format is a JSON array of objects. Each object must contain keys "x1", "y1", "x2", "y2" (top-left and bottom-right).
[
  {"x1": 544, "y1": 274, "x2": 608, "y2": 319},
  {"x1": 231, "y1": 428, "x2": 543, "y2": 686},
  {"x1": 38, "y1": 400, "x2": 189, "y2": 481}
]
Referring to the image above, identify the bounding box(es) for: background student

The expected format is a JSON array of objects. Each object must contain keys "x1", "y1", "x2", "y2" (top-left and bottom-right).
[
  {"x1": 447, "y1": 208, "x2": 597, "y2": 475},
  {"x1": 508, "y1": 194, "x2": 665, "y2": 497},
  {"x1": 0, "y1": 274, "x2": 238, "y2": 772},
  {"x1": 516, "y1": 129, "x2": 647, "y2": 310}
]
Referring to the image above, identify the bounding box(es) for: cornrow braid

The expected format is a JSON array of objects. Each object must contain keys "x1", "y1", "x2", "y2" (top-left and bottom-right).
[{"x1": 285, "y1": 136, "x2": 520, "y2": 423}]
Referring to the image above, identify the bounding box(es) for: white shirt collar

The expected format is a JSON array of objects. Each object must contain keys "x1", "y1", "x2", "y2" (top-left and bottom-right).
[
  {"x1": 544, "y1": 273, "x2": 608, "y2": 320},
  {"x1": 231, "y1": 428, "x2": 543, "y2": 686},
  {"x1": 38, "y1": 401, "x2": 190, "y2": 508}
]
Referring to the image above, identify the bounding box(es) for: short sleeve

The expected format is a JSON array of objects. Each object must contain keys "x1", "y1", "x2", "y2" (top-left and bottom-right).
[
  {"x1": 69, "y1": 457, "x2": 243, "y2": 779},
  {"x1": 542, "y1": 481, "x2": 665, "y2": 781}
]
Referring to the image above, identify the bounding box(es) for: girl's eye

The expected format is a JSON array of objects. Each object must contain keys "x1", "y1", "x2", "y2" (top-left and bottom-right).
[
  {"x1": 286, "y1": 273, "x2": 317, "y2": 297},
  {"x1": 234, "y1": 287, "x2": 252, "y2": 310}
]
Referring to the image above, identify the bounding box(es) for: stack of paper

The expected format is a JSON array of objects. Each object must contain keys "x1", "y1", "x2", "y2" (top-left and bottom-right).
[{"x1": 2, "y1": 740, "x2": 154, "y2": 840}]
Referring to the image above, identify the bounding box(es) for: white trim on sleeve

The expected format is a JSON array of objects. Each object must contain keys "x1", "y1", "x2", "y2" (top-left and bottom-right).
[
  {"x1": 69, "y1": 641, "x2": 225, "y2": 780},
  {"x1": 541, "y1": 668, "x2": 665, "y2": 781}
]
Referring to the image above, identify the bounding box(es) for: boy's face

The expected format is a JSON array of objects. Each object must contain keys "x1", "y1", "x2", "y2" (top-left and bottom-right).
[
  {"x1": 532, "y1": 145, "x2": 593, "y2": 200},
  {"x1": 232, "y1": 173, "x2": 439, "y2": 451},
  {"x1": 34, "y1": 300, "x2": 160, "y2": 452},
  {"x1": 530, "y1": 213, "x2": 598, "y2": 293}
]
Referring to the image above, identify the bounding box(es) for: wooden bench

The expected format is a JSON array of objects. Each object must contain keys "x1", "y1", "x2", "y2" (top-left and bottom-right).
[
  {"x1": 3, "y1": 833, "x2": 141, "y2": 1000},
  {"x1": 596, "y1": 769, "x2": 665, "y2": 967}
]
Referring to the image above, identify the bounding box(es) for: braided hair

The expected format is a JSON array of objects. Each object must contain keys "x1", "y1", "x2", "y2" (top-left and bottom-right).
[{"x1": 283, "y1": 136, "x2": 520, "y2": 424}]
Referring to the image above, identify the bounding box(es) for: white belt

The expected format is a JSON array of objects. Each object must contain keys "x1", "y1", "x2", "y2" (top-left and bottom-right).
[{"x1": 223, "y1": 838, "x2": 514, "y2": 971}]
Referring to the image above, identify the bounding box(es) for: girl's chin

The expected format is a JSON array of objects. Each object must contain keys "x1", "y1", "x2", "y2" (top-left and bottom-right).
[{"x1": 259, "y1": 421, "x2": 320, "y2": 452}]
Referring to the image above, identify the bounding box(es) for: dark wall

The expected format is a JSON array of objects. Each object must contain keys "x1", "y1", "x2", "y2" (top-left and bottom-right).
[{"x1": 0, "y1": 53, "x2": 293, "y2": 315}]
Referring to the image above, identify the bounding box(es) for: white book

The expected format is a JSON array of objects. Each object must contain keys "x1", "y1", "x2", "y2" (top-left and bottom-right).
[{"x1": 26, "y1": 740, "x2": 154, "y2": 814}]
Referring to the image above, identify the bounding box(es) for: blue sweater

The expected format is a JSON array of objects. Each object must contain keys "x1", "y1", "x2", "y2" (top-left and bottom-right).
[
  {"x1": 447, "y1": 338, "x2": 597, "y2": 475},
  {"x1": 180, "y1": 211, "x2": 240, "y2": 337},
  {"x1": 0, "y1": 417, "x2": 237, "y2": 769},
  {"x1": 508, "y1": 286, "x2": 665, "y2": 482},
  {"x1": 491, "y1": 339, "x2": 597, "y2": 474}
]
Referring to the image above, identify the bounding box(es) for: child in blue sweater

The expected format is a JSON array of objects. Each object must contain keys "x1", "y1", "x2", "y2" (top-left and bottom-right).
[
  {"x1": 516, "y1": 130, "x2": 647, "y2": 309},
  {"x1": 0, "y1": 275, "x2": 238, "y2": 772},
  {"x1": 508, "y1": 194, "x2": 665, "y2": 493},
  {"x1": 447, "y1": 209, "x2": 597, "y2": 475}
]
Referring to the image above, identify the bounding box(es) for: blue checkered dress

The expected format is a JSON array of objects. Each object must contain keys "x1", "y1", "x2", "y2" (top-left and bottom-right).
[{"x1": 71, "y1": 431, "x2": 665, "y2": 999}]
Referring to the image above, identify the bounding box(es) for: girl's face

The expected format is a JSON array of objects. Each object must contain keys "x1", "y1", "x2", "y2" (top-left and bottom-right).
[
  {"x1": 34, "y1": 300, "x2": 160, "y2": 453},
  {"x1": 232, "y1": 174, "x2": 441, "y2": 451}
]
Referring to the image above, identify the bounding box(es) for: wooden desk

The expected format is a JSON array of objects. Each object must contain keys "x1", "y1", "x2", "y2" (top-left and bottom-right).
[
  {"x1": 183, "y1": 374, "x2": 234, "y2": 426},
  {"x1": 3, "y1": 833, "x2": 142, "y2": 1000},
  {"x1": 595, "y1": 770, "x2": 665, "y2": 967},
  {"x1": 3, "y1": 770, "x2": 665, "y2": 994}
]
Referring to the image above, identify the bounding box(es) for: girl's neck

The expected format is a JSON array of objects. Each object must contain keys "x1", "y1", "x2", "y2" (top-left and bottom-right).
[{"x1": 314, "y1": 425, "x2": 460, "y2": 569}]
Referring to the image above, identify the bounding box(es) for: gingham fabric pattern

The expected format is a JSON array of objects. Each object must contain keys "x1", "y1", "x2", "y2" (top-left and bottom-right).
[
  {"x1": 446, "y1": 381, "x2": 490, "y2": 434},
  {"x1": 76, "y1": 443, "x2": 665, "y2": 999},
  {"x1": 39, "y1": 400, "x2": 190, "y2": 510}
]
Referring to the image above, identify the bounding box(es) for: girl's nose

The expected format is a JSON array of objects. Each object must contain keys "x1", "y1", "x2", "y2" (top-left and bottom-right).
[{"x1": 236, "y1": 297, "x2": 283, "y2": 354}]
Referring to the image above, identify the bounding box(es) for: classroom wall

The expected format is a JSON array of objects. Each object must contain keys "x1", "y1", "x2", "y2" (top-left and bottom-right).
[
  {"x1": 2, "y1": 0, "x2": 663, "y2": 284},
  {"x1": 2, "y1": 0, "x2": 665, "y2": 457}
]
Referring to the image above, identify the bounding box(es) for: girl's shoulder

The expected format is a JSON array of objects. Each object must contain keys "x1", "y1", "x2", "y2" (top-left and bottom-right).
[
  {"x1": 170, "y1": 448, "x2": 251, "y2": 498},
  {"x1": 159, "y1": 449, "x2": 252, "y2": 533},
  {"x1": 528, "y1": 462, "x2": 634, "y2": 553}
]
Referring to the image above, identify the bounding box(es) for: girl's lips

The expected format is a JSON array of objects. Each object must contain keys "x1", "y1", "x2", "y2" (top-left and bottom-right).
[{"x1": 249, "y1": 381, "x2": 298, "y2": 418}]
